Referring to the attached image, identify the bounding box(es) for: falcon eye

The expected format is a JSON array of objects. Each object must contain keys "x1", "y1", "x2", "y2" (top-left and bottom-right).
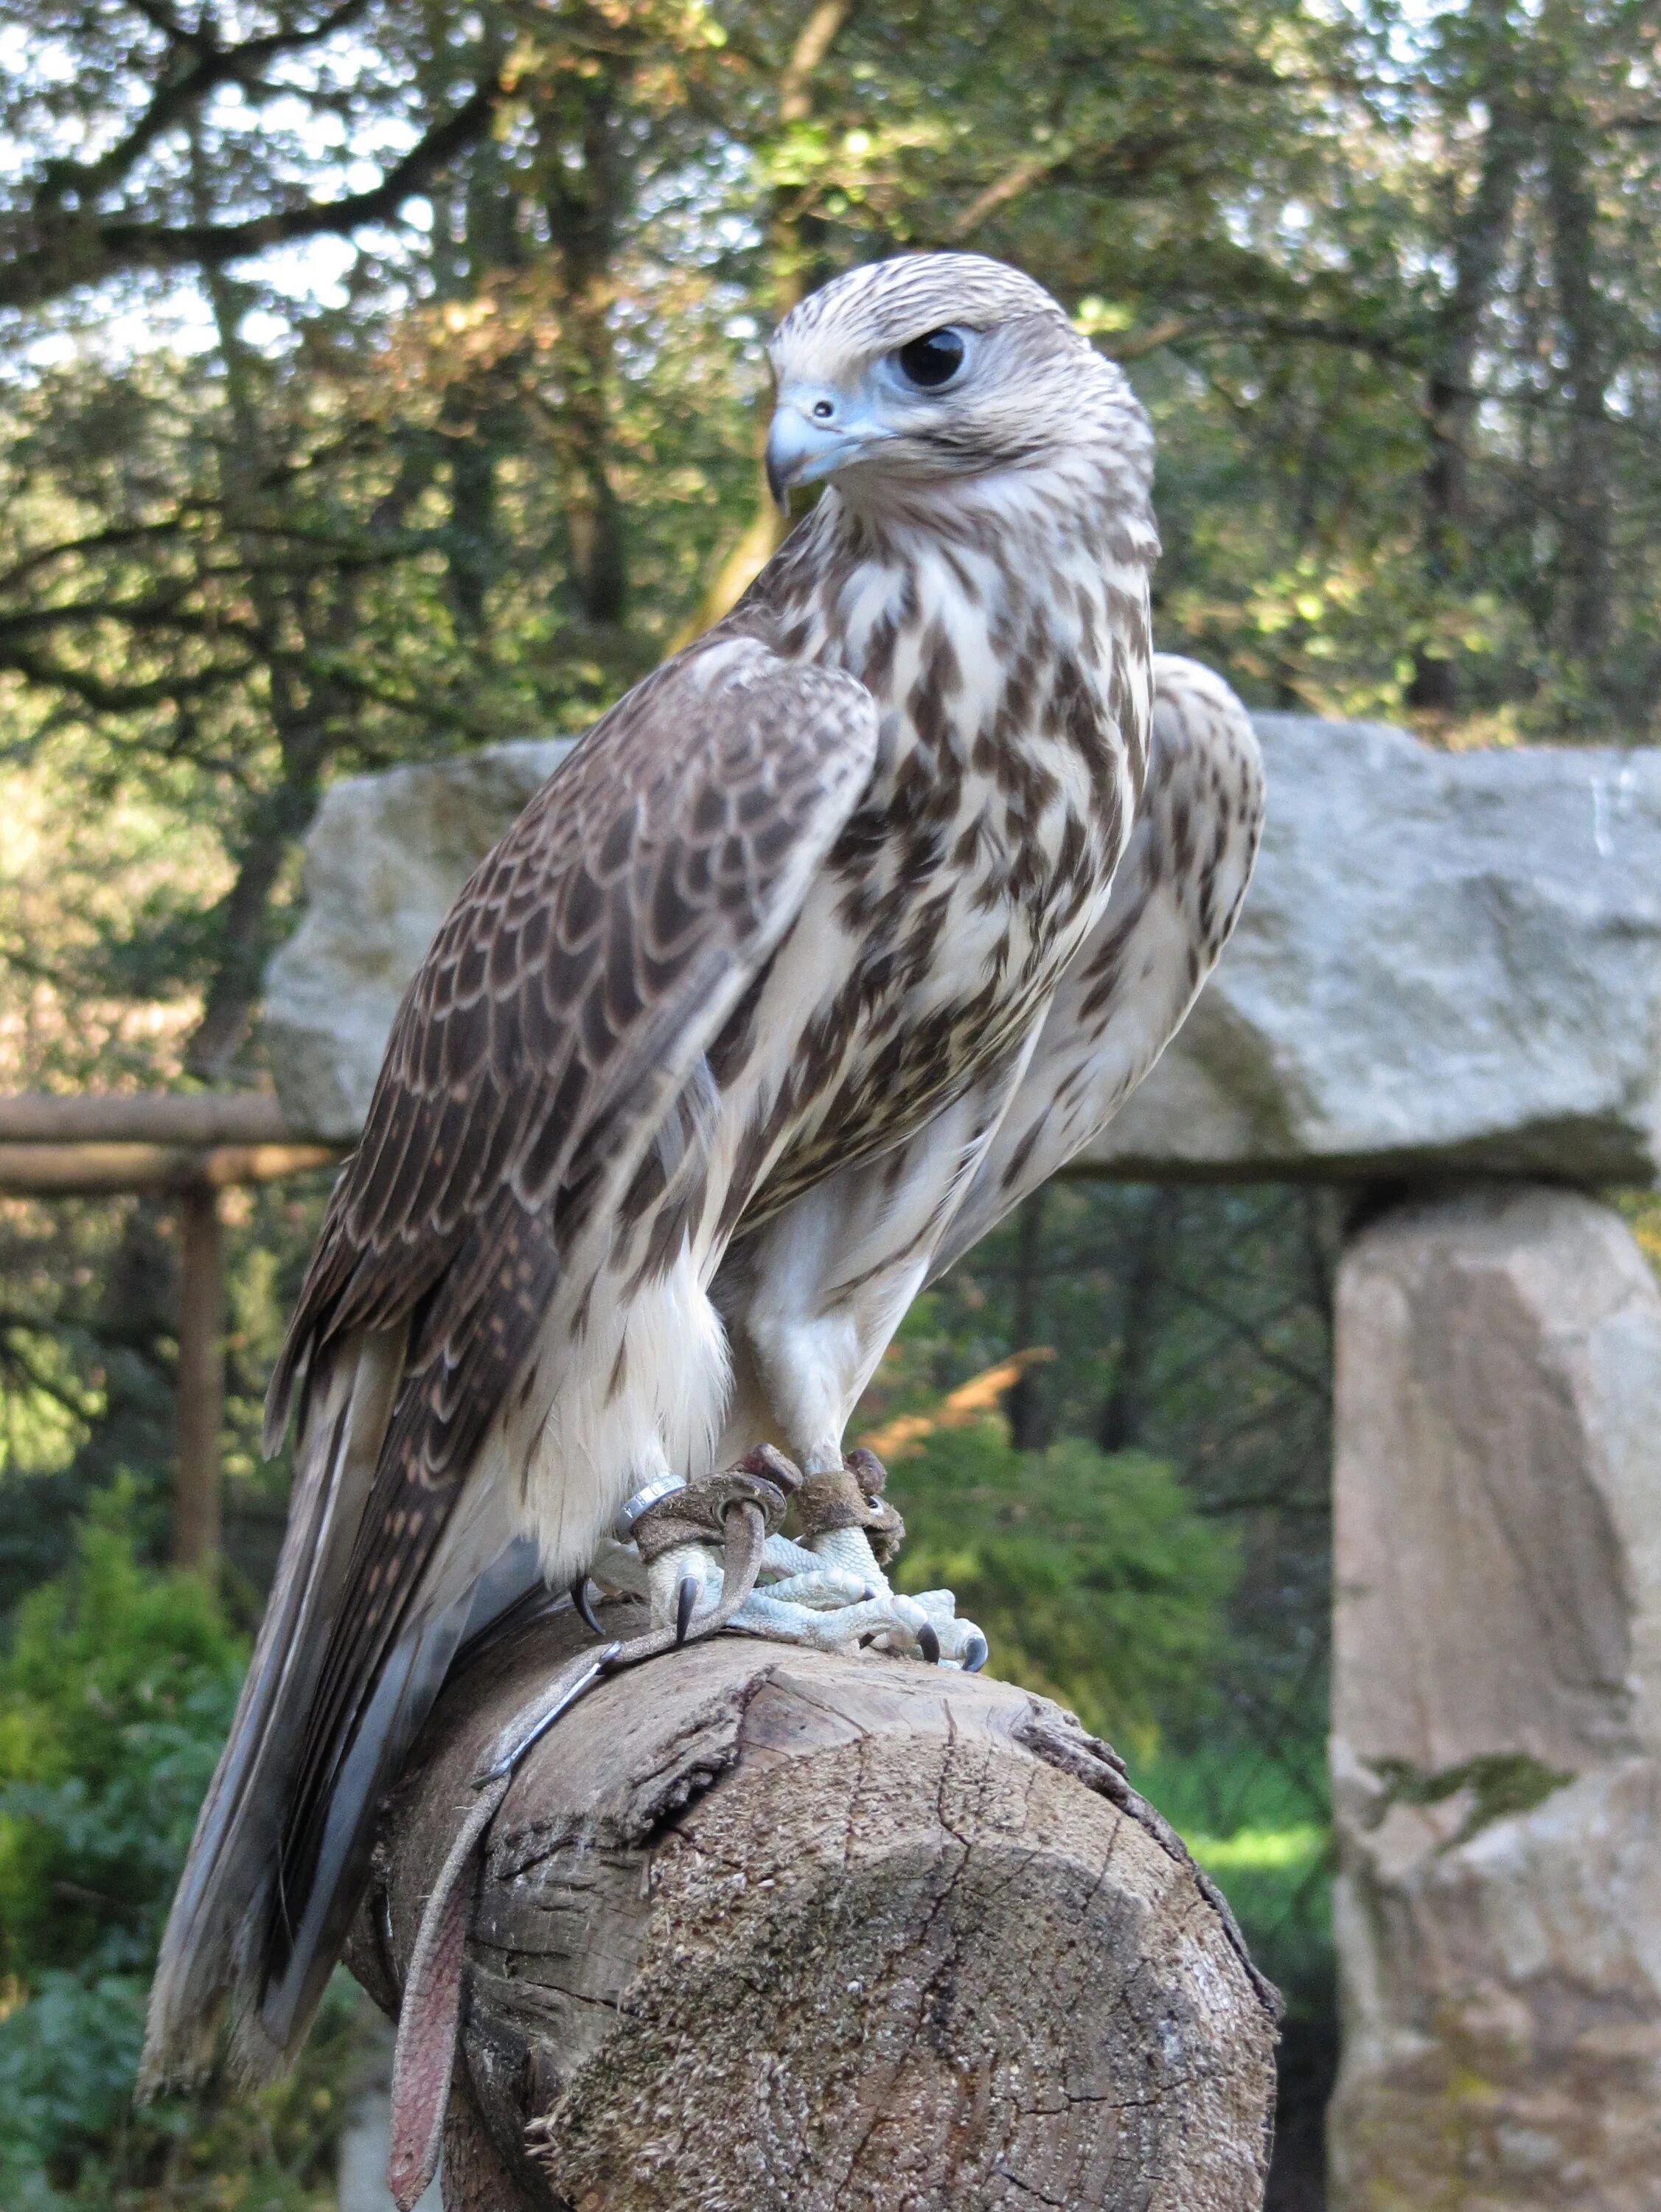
[{"x1": 894, "y1": 327, "x2": 967, "y2": 390}]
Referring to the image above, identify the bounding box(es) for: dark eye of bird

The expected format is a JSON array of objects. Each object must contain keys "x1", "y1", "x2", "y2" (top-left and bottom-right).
[{"x1": 896, "y1": 327, "x2": 966, "y2": 389}]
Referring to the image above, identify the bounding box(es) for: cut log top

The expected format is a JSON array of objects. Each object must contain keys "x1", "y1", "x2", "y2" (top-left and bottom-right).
[{"x1": 349, "y1": 1603, "x2": 1279, "y2": 2212}]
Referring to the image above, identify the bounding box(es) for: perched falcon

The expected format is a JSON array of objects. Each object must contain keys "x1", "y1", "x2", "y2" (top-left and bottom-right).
[{"x1": 143, "y1": 253, "x2": 1264, "y2": 2085}]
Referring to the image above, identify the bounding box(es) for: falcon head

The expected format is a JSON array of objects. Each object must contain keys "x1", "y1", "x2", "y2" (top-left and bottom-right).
[{"x1": 765, "y1": 252, "x2": 1128, "y2": 509}]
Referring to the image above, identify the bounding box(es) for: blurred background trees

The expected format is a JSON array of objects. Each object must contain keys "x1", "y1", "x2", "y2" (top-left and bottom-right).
[{"x1": 4, "y1": 0, "x2": 1661, "y2": 2202}]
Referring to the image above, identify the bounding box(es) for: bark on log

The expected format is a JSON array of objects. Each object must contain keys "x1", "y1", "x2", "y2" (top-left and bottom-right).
[{"x1": 347, "y1": 1601, "x2": 1280, "y2": 2212}]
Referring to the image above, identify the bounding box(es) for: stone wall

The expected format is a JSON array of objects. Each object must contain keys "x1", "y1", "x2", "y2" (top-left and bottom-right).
[
  {"x1": 1086, "y1": 723, "x2": 1661, "y2": 1183},
  {"x1": 266, "y1": 740, "x2": 568, "y2": 1141}
]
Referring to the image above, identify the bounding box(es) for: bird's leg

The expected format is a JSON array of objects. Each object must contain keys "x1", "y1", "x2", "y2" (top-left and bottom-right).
[
  {"x1": 584, "y1": 1449, "x2": 984, "y2": 1666},
  {"x1": 605, "y1": 1468, "x2": 718, "y2": 1638},
  {"x1": 716, "y1": 1189, "x2": 996, "y2": 1665}
]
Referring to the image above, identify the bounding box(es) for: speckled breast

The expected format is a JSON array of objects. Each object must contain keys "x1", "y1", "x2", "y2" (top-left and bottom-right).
[{"x1": 724, "y1": 581, "x2": 1144, "y2": 1223}]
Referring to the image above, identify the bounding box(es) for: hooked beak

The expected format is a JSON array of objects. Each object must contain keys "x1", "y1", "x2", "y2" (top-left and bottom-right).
[{"x1": 765, "y1": 396, "x2": 880, "y2": 511}]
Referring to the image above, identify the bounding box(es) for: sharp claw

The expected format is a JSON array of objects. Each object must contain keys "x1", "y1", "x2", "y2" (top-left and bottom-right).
[
  {"x1": 916, "y1": 1620, "x2": 942, "y2": 1666},
  {"x1": 569, "y1": 1577, "x2": 603, "y2": 1638},
  {"x1": 675, "y1": 1574, "x2": 699, "y2": 1645},
  {"x1": 962, "y1": 1630, "x2": 989, "y2": 1673}
]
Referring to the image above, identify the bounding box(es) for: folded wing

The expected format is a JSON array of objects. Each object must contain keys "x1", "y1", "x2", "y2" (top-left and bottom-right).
[{"x1": 142, "y1": 629, "x2": 880, "y2": 2087}]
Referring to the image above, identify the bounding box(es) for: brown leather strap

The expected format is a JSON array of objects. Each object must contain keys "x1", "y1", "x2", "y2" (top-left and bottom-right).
[
  {"x1": 385, "y1": 1500, "x2": 769, "y2": 2209},
  {"x1": 629, "y1": 1456, "x2": 794, "y2": 1565},
  {"x1": 794, "y1": 1457, "x2": 905, "y2": 1563},
  {"x1": 387, "y1": 1767, "x2": 509, "y2": 2209}
]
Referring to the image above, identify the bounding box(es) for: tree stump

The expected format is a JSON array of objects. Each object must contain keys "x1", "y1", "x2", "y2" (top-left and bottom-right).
[{"x1": 347, "y1": 1601, "x2": 1280, "y2": 2212}]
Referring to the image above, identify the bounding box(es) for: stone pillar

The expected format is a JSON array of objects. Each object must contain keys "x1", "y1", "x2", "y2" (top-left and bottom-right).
[{"x1": 1328, "y1": 1184, "x2": 1661, "y2": 2211}]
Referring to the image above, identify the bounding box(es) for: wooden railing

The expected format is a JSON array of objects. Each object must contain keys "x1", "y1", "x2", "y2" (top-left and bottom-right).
[{"x1": 0, "y1": 1093, "x2": 345, "y2": 1569}]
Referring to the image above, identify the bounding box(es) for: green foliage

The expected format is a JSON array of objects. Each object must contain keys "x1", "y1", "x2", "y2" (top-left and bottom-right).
[
  {"x1": 870, "y1": 1180, "x2": 1337, "y2": 1817},
  {"x1": 0, "y1": 1497, "x2": 360, "y2": 2208},
  {"x1": 0, "y1": 1172, "x2": 335, "y2": 1621},
  {"x1": 0, "y1": 1491, "x2": 237, "y2": 2197},
  {"x1": 888, "y1": 1422, "x2": 1239, "y2": 1753},
  {"x1": 0, "y1": 1485, "x2": 243, "y2": 1984},
  {"x1": 1135, "y1": 1736, "x2": 1333, "y2": 2023}
]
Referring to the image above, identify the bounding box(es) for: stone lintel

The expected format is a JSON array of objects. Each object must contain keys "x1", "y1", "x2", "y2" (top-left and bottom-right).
[{"x1": 264, "y1": 718, "x2": 1661, "y2": 1186}]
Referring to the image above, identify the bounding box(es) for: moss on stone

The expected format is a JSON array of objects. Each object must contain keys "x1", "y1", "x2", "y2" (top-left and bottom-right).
[{"x1": 1369, "y1": 1752, "x2": 1573, "y2": 1848}]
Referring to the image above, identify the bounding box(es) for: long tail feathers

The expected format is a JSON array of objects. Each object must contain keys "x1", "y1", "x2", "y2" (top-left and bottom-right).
[
  {"x1": 249, "y1": 1523, "x2": 541, "y2": 2071},
  {"x1": 143, "y1": 1305, "x2": 546, "y2": 2098},
  {"x1": 141, "y1": 1329, "x2": 402, "y2": 2093}
]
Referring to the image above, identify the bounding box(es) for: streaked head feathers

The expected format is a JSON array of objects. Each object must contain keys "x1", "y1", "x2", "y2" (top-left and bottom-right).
[{"x1": 765, "y1": 251, "x2": 1145, "y2": 507}]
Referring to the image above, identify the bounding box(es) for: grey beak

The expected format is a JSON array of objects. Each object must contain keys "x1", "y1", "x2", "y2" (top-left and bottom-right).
[
  {"x1": 765, "y1": 425, "x2": 793, "y2": 514},
  {"x1": 764, "y1": 404, "x2": 854, "y2": 512}
]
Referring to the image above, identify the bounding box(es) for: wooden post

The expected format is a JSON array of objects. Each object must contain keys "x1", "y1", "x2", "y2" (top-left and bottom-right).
[
  {"x1": 174, "y1": 1181, "x2": 226, "y2": 1570},
  {"x1": 349, "y1": 1607, "x2": 1281, "y2": 2212},
  {"x1": 0, "y1": 1092, "x2": 295, "y2": 1144}
]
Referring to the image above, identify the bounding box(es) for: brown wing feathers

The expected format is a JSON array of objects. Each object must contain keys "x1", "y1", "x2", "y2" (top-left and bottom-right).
[{"x1": 250, "y1": 636, "x2": 880, "y2": 2037}]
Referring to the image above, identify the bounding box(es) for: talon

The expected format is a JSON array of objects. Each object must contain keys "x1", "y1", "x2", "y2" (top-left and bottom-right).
[
  {"x1": 962, "y1": 1630, "x2": 989, "y2": 1673},
  {"x1": 569, "y1": 1577, "x2": 603, "y2": 1638},
  {"x1": 675, "y1": 1574, "x2": 699, "y2": 1645},
  {"x1": 917, "y1": 1620, "x2": 941, "y2": 1666}
]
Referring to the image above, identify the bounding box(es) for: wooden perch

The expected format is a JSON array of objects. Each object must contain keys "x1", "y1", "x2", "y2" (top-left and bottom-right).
[{"x1": 347, "y1": 1603, "x2": 1281, "y2": 2212}]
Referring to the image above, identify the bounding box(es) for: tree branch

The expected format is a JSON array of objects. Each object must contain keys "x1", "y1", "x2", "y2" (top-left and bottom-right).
[
  {"x1": 1, "y1": 71, "x2": 504, "y2": 309},
  {"x1": 35, "y1": 1, "x2": 377, "y2": 209},
  {"x1": 778, "y1": 0, "x2": 858, "y2": 125},
  {"x1": 0, "y1": 643, "x2": 251, "y2": 714}
]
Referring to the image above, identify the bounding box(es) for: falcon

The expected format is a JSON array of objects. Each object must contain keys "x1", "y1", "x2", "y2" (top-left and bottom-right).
[{"x1": 143, "y1": 252, "x2": 1264, "y2": 2087}]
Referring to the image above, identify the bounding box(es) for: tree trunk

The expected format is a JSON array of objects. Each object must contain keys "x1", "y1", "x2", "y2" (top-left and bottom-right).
[
  {"x1": 694, "y1": 0, "x2": 862, "y2": 632},
  {"x1": 173, "y1": 1182, "x2": 224, "y2": 1568},
  {"x1": 1544, "y1": 86, "x2": 1612, "y2": 686},
  {"x1": 347, "y1": 1605, "x2": 1280, "y2": 2212},
  {"x1": 1003, "y1": 1189, "x2": 1049, "y2": 1449},
  {"x1": 185, "y1": 195, "x2": 356, "y2": 1078},
  {"x1": 1408, "y1": 4, "x2": 1528, "y2": 714},
  {"x1": 1096, "y1": 1187, "x2": 1180, "y2": 1454},
  {"x1": 543, "y1": 27, "x2": 632, "y2": 633}
]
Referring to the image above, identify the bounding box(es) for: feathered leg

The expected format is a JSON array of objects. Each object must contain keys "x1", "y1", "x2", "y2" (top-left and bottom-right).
[{"x1": 706, "y1": 1079, "x2": 1020, "y2": 1663}]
